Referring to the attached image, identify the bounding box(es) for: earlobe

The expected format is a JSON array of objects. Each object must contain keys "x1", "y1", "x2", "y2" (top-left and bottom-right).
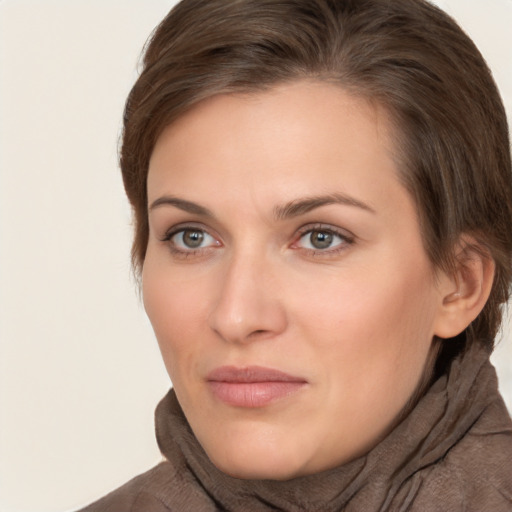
[{"x1": 433, "y1": 239, "x2": 495, "y2": 339}]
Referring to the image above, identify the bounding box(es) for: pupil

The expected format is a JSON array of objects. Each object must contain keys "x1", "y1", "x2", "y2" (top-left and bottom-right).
[
  {"x1": 183, "y1": 230, "x2": 204, "y2": 248},
  {"x1": 311, "y1": 231, "x2": 332, "y2": 249}
]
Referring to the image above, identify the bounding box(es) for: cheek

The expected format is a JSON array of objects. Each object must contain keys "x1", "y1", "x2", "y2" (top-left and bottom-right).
[
  {"x1": 142, "y1": 254, "x2": 210, "y2": 377},
  {"x1": 291, "y1": 257, "x2": 437, "y2": 386}
]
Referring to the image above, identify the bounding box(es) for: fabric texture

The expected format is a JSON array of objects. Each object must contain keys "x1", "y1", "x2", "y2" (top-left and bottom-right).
[{"x1": 78, "y1": 341, "x2": 512, "y2": 511}]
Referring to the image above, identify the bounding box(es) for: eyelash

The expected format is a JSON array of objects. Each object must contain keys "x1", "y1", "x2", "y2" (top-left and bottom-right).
[
  {"x1": 293, "y1": 223, "x2": 355, "y2": 257},
  {"x1": 161, "y1": 224, "x2": 220, "y2": 259},
  {"x1": 160, "y1": 223, "x2": 355, "y2": 259}
]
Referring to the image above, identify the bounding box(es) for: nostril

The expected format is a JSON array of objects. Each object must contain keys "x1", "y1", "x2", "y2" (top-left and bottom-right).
[{"x1": 246, "y1": 329, "x2": 273, "y2": 341}]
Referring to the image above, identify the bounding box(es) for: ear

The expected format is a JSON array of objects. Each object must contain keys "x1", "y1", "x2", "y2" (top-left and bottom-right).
[{"x1": 433, "y1": 237, "x2": 495, "y2": 339}]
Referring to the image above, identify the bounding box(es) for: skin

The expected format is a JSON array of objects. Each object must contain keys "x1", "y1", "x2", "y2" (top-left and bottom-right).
[{"x1": 143, "y1": 81, "x2": 459, "y2": 480}]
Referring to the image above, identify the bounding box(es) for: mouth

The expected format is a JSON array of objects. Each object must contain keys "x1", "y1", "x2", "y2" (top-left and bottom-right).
[{"x1": 206, "y1": 366, "x2": 308, "y2": 408}]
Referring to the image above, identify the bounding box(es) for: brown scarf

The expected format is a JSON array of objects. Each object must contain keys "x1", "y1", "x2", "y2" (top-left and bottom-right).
[{"x1": 152, "y1": 341, "x2": 512, "y2": 511}]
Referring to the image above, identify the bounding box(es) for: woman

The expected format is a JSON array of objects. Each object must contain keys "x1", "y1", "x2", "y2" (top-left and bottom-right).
[{"x1": 81, "y1": 0, "x2": 512, "y2": 510}]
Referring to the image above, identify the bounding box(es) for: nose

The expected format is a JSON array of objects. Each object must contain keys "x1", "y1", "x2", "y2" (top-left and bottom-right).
[{"x1": 208, "y1": 251, "x2": 288, "y2": 344}]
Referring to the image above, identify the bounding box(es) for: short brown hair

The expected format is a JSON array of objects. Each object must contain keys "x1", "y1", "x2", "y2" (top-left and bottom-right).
[{"x1": 120, "y1": 0, "x2": 512, "y2": 349}]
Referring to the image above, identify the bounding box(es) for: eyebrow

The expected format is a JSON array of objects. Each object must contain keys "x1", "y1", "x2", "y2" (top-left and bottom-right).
[
  {"x1": 273, "y1": 193, "x2": 375, "y2": 220},
  {"x1": 149, "y1": 192, "x2": 375, "y2": 219},
  {"x1": 149, "y1": 196, "x2": 214, "y2": 217}
]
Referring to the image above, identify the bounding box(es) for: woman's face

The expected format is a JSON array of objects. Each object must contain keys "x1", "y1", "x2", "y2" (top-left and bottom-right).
[{"x1": 143, "y1": 81, "x2": 448, "y2": 480}]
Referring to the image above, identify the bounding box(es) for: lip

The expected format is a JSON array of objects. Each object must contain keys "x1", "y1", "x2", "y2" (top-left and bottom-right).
[{"x1": 206, "y1": 366, "x2": 307, "y2": 408}]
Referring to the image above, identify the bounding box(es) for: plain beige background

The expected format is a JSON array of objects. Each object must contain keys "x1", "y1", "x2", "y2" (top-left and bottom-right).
[{"x1": 0, "y1": 1, "x2": 511, "y2": 511}]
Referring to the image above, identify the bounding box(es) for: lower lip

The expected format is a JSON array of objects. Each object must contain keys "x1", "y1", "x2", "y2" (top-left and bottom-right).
[{"x1": 208, "y1": 381, "x2": 306, "y2": 408}]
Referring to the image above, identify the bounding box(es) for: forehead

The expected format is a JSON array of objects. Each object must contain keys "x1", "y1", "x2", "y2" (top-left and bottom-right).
[{"x1": 147, "y1": 81, "x2": 398, "y2": 200}]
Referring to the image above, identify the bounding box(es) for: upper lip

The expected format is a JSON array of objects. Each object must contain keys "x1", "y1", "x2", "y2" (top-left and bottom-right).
[{"x1": 206, "y1": 366, "x2": 307, "y2": 383}]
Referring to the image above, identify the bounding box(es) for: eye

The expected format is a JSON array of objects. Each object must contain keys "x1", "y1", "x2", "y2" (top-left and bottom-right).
[
  {"x1": 294, "y1": 226, "x2": 353, "y2": 253},
  {"x1": 166, "y1": 227, "x2": 220, "y2": 251}
]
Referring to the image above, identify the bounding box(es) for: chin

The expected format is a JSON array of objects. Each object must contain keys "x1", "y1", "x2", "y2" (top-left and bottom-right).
[
  {"x1": 213, "y1": 459, "x2": 302, "y2": 481},
  {"x1": 206, "y1": 443, "x2": 308, "y2": 481}
]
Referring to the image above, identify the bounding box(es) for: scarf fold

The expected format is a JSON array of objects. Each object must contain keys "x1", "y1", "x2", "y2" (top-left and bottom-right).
[{"x1": 154, "y1": 341, "x2": 512, "y2": 511}]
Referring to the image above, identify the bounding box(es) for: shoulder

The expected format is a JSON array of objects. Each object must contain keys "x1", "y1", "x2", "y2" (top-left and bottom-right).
[
  {"x1": 411, "y1": 399, "x2": 512, "y2": 511},
  {"x1": 76, "y1": 461, "x2": 217, "y2": 512},
  {"x1": 76, "y1": 463, "x2": 174, "y2": 512}
]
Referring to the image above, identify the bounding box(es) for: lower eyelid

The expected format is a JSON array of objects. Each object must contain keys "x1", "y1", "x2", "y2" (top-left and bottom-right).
[
  {"x1": 163, "y1": 227, "x2": 223, "y2": 255},
  {"x1": 161, "y1": 224, "x2": 353, "y2": 254}
]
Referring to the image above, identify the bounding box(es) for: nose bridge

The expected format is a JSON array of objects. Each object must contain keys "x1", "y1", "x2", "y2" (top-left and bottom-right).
[{"x1": 208, "y1": 244, "x2": 287, "y2": 343}]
